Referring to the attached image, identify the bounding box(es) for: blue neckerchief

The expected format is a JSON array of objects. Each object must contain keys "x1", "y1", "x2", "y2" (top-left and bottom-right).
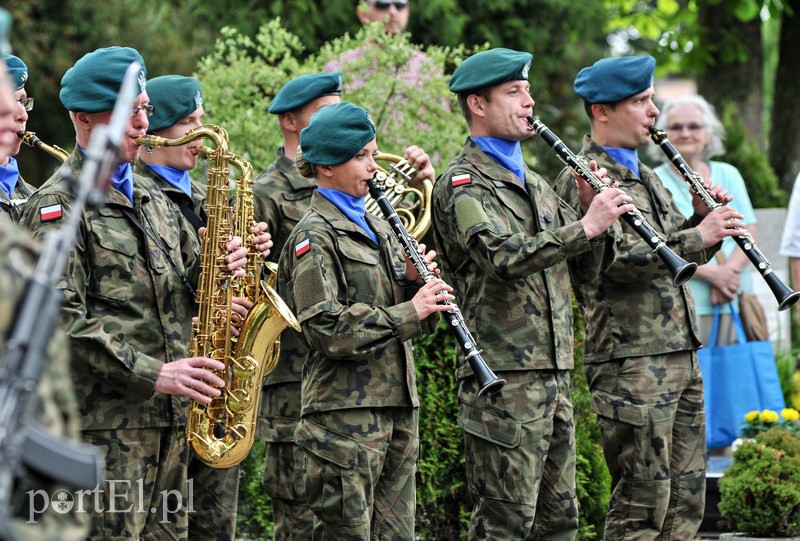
[
  {"x1": 148, "y1": 164, "x2": 193, "y2": 198},
  {"x1": 0, "y1": 157, "x2": 20, "y2": 197},
  {"x1": 603, "y1": 146, "x2": 640, "y2": 178},
  {"x1": 317, "y1": 187, "x2": 379, "y2": 245},
  {"x1": 472, "y1": 137, "x2": 525, "y2": 185},
  {"x1": 80, "y1": 146, "x2": 134, "y2": 204}
]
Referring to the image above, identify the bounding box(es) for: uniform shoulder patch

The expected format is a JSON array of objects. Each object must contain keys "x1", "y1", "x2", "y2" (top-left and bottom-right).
[
  {"x1": 295, "y1": 238, "x2": 311, "y2": 258},
  {"x1": 451, "y1": 173, "x2": 472, "y2": 187},
  {"x1": 39, "y1": 203, "x2": 63, "y2": 222}
]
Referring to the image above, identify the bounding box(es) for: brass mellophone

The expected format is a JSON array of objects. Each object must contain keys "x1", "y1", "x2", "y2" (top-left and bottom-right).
[
  {"x1": 529, "y1": 117, "x2": 698, "y2": 287},
  {"x1": 650, "y1": 127, "x2": 800, "y2": 311},
  {"x1": 367, "y1": 173, "x2": 505, "y2": 398}
]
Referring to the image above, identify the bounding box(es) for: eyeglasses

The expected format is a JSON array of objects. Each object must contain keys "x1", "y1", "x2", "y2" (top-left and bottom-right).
[
  {"x1": 373, "y1": 1, "x2": 408, "y2": 10},
  {"x1": 131, "y1": 104, "x2": 155, "y2": 118},
  {"x1": 666, "y1": 123, "x2": 705, "y2": 133},
  {"x1": 16, "y1": 97, "x2": 33, "y2": 112}
]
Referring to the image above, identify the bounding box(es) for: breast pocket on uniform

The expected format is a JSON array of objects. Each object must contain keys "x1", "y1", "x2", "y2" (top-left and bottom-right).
[
  {"x1": 149, "y1": 213, "x2": 183, "y2": 274},
  {"x1": 280, "y1": 200, "x2": 308, "y2": 224},
  {"x1": 89, "y1": 213, "x2": 139, "y2": 303},
  {"x1": 336, "y1": 236, "x2": 382, "y2": 305},
  {"x1": 617, "y1": 180, "x2": 653, "y2": 216}
]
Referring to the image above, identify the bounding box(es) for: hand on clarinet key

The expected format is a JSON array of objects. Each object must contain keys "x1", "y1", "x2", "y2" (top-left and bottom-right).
[
  {"x1": 574, "y1": 160, "x2": 608, "y2": 212},
  {"x1": 411, "y1": 278, "x2": 455, "y2": 320},
  {"x1": 406, "y1": 243, "x2": 440, "y2": 283},
  {"x1": 580, "y1": 185, "x2": 635, "y2": 240},
  {"x1": 697, "y1": 206, "x2": 745, "y2": 247},
  {"x1": 691, "y1": 179, "x2": 733, "y2": 216}
]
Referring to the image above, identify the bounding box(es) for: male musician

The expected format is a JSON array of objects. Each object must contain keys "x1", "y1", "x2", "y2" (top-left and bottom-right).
[
  {"x1": 253, "y1": 70, "x2": 434, "y2": 540},
  {"x1": 430, "y1": 47, "x2": 634, "y2": 540},
  {"x1": 554, "y1": 55, "x2": 744, "y2": 539},
  {"x1": 20, "y1": 46, "x2": 249, "y2": 539},
  {"x1": 0, "y1": 54, "x2": 35, "y2": 222}
]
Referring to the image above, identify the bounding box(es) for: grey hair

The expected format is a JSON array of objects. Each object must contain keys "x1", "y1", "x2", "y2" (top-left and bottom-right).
[
  {"x1": 295, "y1": 145, "x2": 317, "y2": 178},
  {"x1": 648, "y1": 94, "x2": 726, "y2": 162}
]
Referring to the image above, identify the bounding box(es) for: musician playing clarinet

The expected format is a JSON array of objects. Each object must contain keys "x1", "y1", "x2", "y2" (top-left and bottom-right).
[
  {"x1": 430, "y1": 48, "x2": 634, "y2": 540},
  {"x1": 554, "y1": 55, "x2": 744, "y2": 540},
  {"x1": 277, "y1": 101, "x2": 452, "y2": 540}
]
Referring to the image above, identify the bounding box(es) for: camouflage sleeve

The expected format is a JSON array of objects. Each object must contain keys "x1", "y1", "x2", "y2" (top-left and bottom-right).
[
  {"x1": 286, "y1": 229, "x2": 424, "y2": 359},
  {"x1": 252, "y1": 181, "x2": 280, "y2": 240},
  {"x1": 442, "y1": 175, "x2": 594, "y2": 281},
  {"x1": 21, "y1": 192, "x2": 163, "y2": 398}
]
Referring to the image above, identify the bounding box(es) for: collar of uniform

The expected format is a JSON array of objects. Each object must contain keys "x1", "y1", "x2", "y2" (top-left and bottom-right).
[
  {"x1": 463, "y1": 138, "x2": 528, "y2": 192},
  {"x1": 276, "y1": 152, "x2": 317, "y2": 192},
  {"x1": 581, "y1": 135, "x2": 642, "y2": 183},
  {"x1": 310, "y1": 190, "x2": 381, "y2": 243}
]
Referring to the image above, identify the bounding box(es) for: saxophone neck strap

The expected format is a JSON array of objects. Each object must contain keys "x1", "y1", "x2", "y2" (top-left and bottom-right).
[{"x1": 119, "y1": 206, "x2": 197, "y2": 298}]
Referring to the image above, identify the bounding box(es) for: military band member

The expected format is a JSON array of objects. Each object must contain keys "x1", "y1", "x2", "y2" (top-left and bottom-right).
[
  {"x1": 431, "y1": 48, "x2": 633, "y2": 540},
  {"x1": 20, "y1": 46, "x2": 248, "y2": 540},
  {"x1": 0, "y1": 54, "x2": 35, "y2": 222},
  {"x1": 554, "y1": 55, "x2": 744, "y2": 539},
  {"x1": 278, "y1": 101, "x2": 451, "y2": 539}
]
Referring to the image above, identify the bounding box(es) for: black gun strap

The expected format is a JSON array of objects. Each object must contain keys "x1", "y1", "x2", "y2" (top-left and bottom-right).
[{"x1": 119, "y1": 207, "x2": 196, "y2": 298}]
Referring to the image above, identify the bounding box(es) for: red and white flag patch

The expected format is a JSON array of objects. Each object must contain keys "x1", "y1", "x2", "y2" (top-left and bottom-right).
[
  {"x1": 40, "y1": 204, "x2": 63, "y2": 222},
  {"x1": 451, "y1": 173, "x2": 471, "y2": 187},
  {"x1": 295, "y1": 238, "x2": 311, "y2": 257}
]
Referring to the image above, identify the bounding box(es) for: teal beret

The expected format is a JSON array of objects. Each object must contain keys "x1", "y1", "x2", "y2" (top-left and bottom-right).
[
  {"x1": 0, "y1": 9, "x2": 10, "y2": 56},
  {"x1": 146, "y1": 75, "x2": 203, "y2": 133},
  {"x1": 60, "y1": 46, "x2": 147, "y2": 113},
  {"x1": 449, "y1": 48, "x2": 533, "y2": 94},
  {"x1": 574, "y1": 55, "x2": 656, "y2": 104},
  {"x1": 3, "y1": 54, "x2": 26, "y2": 90},
  {"x1": 300, "y1": 101, "x2": 376, "y2": 166},
  {"x1": 269, "y1": 72, "x2": 343, "y2": 114}
]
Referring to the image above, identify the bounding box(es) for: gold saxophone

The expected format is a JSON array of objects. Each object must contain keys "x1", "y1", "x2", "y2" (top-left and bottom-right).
[
  {"x1": 365, "y1": 152, "x2": 433, "y2": 238},
  {"x1": 137, "y1": 125, "x2": 300, "y2": 468},
  {"x1": 18, "y1": 131, "x2": 70, "y2": 163}
]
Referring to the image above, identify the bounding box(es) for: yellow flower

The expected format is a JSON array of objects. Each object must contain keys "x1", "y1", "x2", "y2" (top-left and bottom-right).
[
  {"x1": 744, "y1": 410, "x2": 760, "y2": 423},
  {"x1": 760, "y1": 409, "x2": 779, "y2": 423},
  {"x1": 781, "y1": 408, "x2": 800, "y2": 422}
]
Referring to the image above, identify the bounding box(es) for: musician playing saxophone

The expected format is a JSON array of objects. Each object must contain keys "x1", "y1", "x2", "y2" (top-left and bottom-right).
[
  {"x1": 553, "y1": 55, "x2": 743, "y2": 540},
  {"x1": 278, "y1": 101, "x2": 450, "y2": 539},
  {"x1": 20, "y1": 47, "x2": 250, "y2": 539},
  {"x1": 0, "y1": 54, "x2": 35, "y2": 222}
]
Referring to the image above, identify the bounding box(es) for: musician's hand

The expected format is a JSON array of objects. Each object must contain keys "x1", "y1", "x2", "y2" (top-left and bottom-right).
[
  {"x1": 697, "y1": 206, "x2": 746, "y2": 247},
  {"x1": 691, "y1": 180, "x2": 733, "y2": 216},
  {"x1": 404, "y1": 145, "x2": 435, "y2": 188},
  {"x1": 252, "y1": 222, "x2": 273, "y2": 258},
  {"x1": 580, "y1": 186, "x2": 635, "y2": 239},
  {"x1": 229, "y1": 296, "x2": 255, "y2": 337},
  {"x1": 225, "y1": 236, "x2": 248, "y2": 276},
  {"x1": 155, "y1": 357, "x2": 225, "y2": 404},
  {"x1": 405, "y1": 243, "x2": 439, "y2": 283},
  {"x1": 411, "y1": 278, "x2": 455, "y2": 320},
  {"x1": 574, "y1": 160, "x2": 608, "y2": 213}
]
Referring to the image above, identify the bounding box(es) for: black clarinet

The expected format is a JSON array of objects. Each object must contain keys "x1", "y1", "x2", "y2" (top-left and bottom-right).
[
  {"x1": 367, "y1": 175, "x2": 505, "y2": 398},
  {"x1": 650, "y1": 126, "x2": 800, "y2": 311},
  {"x1": 529, "y1": 117, "x2": 697, "y2": 287}
]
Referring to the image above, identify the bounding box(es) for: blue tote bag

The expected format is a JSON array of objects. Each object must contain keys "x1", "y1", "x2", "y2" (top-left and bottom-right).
[{"x1": 698, "y1": 303, "x2": 785, "y2": 449}]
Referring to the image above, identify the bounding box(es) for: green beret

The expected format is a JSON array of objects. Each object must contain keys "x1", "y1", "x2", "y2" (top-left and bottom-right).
[
  {"x1": 3, "y1": 54, "x2": 26, "y2": 90},
  {"x1": 449, "y1": 48, "x2": 533, "y2": 94},
  {"x1": 269, "y1": 71, "x2": 343, "y2": 114},
  {"x1": 146, "y1": 75, "x2": 202, "y2": 133},
  {"x1": 300, "y1": 101, "x2": 375, "y2": 166},
  {"x1": 574, "y1": 55, "x2": 656, "y2": 104},
  {"x1": 0, "y1": 9, "x2": 10, "y2": 56},
  {"x1": 60, "y1": 46, "x2": 147, "y2": 113}
]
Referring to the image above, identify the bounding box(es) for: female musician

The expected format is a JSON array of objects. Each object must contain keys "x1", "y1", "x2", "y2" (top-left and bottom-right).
[{"x1": 277, "y1": 101, "x2": 452, "y2": 539}]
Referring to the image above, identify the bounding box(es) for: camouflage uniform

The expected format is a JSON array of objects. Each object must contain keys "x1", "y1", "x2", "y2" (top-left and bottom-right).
[
  {"x1": 0, "y1": 172, "x2": 35, "y2": 223},
  {"x1": 431, "y1": 139, "x2": 615, "y2": 540},
  {"x1": 252, "y1": 150, "x2": 316, "y2": 540},
  {"x1": 20, "y1": 149, "x2": 201, "y2": 540},
  {"x1": 134, "y1": 159, "x2": 239, "y2": 541},
  {"x1": 278, "y1": 191, "x2": 437, "y2": 540},
  {"x1": 1, "y1": 215, "x2": 89, "y2": 541},
  {"x1": 555, "y1": 136, "x2": 711, "y2": 540}
]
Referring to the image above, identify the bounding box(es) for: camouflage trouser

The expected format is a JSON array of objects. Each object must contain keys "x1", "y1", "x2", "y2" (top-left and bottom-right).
[
  {"x1": 187, "y1": 456, "x2": 240, "y2": 540},
  {"x1": 294, "y1": 407, "x2": 419, "y2": 541},
  {"x1": 459, "y1": 370, "x2": 578, "y2": 540},
  {"x1": 259, "y1": 382, "x2": 314, "y2": 541},
  {"x1": 585, "y1": 351, "x2": 707, "y2": 540},
  {"x1": 81, "y1": 426, "x2": 191, "y2": 540}
]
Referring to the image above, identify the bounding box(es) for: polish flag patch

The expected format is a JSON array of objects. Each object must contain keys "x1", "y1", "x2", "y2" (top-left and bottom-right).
[
  {"x1": 295, "y1": 238, "x2": 311, "y2": 257},
  {"x1": 40, "y1": 204, "x2": 63, "y2": 222},
  {"x1": 451, "y1": 173, "x2": 471, "y2": 187}
]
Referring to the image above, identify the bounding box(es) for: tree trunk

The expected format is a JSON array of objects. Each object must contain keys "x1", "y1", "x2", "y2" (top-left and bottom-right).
[
  {"x1": 769, "y1": 0, "x2": 800, "y2": 193},
  {"x1": 697, "y1": 2, "x2": 764, "y2": 148}
]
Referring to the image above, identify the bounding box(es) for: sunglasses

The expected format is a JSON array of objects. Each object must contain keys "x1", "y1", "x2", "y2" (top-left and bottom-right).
[{"x1": 373, "y1": 1, "x2": 408, "y2": 10}]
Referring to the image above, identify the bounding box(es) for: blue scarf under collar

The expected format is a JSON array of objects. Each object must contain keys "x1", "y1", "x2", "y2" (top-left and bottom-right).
[{"x1": 317, "y1": 188, "x2": 379, "y2": 245}]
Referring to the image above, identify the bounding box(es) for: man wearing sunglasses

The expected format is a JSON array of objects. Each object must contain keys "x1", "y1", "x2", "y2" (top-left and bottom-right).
[
  {"x1": 357, "y1": 0, "x2": 410, "y2": 35},
  {"x1": 0, "y1": 54, "x2": 35, "y2": 222}
]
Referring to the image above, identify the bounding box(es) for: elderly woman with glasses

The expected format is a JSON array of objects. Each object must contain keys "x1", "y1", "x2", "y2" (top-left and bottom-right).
[{"x1": 649, "y1": 94, "x2": 758, "y2": 349}]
